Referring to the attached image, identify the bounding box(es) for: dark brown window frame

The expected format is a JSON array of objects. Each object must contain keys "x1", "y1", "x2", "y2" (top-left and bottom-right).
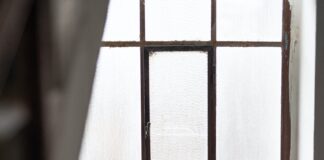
[
  {"x1": 101, "y1": 0, "x2": 291, "y2": 159},
  {"x1": 141, "y1": 46, "x2": 215, "y2": 160}
]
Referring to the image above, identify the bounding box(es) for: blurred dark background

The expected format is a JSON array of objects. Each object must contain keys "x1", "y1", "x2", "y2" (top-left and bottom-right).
[{"x1": 0, "y1": 0, "x2": 108, "y2": 160}]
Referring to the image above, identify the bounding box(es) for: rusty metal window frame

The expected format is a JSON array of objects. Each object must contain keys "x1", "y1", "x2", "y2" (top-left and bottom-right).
[{"x1": 101, "y1": 0, "x2": 291, "y2": 159}]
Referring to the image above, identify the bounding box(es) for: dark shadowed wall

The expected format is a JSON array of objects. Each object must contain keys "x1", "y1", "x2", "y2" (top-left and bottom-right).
[{"x1": 315, "y1": 1, "x2": 324, "y2": 160}]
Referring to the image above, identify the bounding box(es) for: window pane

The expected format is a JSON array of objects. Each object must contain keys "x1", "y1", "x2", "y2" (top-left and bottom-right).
[
  {"x1": 80, "y1": 47, "x2": 141, "y2": 160},
  {"x1": 216, "y1": 47, "x2": 282, "y2": 160},
  {"x1": 217, "y1": 0, "x2": 282, "y2": 41},
  {"x1": 149, "y1": 51, "x2": 208, "y2": 160},
  {"x1": 146, "y1": 0, "x2": 211, "y2": 41},
  {"x1": 102, "y1": 0, "x2": 139, "y2": 41}
]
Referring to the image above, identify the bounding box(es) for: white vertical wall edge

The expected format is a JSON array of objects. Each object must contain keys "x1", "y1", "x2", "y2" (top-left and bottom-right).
[
  {"x1": 298, "y1": 0, "x2": 316, "y2": 159},
  {"x1": 290, "y1": 0, "x2": 316, "y2": 159}
]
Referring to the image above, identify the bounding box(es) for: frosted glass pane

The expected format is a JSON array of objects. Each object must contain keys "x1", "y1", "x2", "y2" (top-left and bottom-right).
[
  {"x1": 146, "y1": 0, "x2": 210, "y2": 41},
  {"x1": 217, "y1": 0, "x2": 282, "y2": 41},
  {"x1": 80, "y1": 47, "x2": 141, "y2": 160},
  {"x1": 216, "y1": 47, "x2": 282, "y2": 160},
  {"x1": 149, "y1": 52, "x2": 208, "y2": 160},
  {"x1": 102, "y1": 0, "x2": 139, "y2": 41}
]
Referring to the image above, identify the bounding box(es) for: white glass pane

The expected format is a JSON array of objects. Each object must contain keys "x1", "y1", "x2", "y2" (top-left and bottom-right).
[
  {"x1": 217, "y1": 0, "x2": 282, "y2": 41},
  {"x1": 146, "y1": 0, "x2": 211, "y2": 41},
  {"x1": 80, "y1": 47, "x2": 141, "y2": 160},
  {"x1": 216, "y1": 47, "x2": 282, "y2": 160},
  {"x1": 149, "y1": 51, "x2": 208, "y2": 160},
  {"x1": 102, "y1": 0, "x2": 139, "y2": 41}
]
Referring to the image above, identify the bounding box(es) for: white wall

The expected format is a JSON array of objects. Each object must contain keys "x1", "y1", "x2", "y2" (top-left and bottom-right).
[{"x1": 290, "y1": 0, "x2": 316, "y2": 159}]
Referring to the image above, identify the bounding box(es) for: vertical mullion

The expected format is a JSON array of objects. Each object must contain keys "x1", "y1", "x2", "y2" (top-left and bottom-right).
[
  {"x1": 140, "y1": 0, "x2": 145, "y2": 42},
  {"x1": 208, "y1": 48, "x2": 216, "y2": 160},
  {"x1": 143, "y1": 49, "x2": 151, "y2": 160},
  {"x1": 211, "y1": 0, "x2": 216, "y2": 42},
  {"x1": 141, "y1": 49, "x2": 150, "y2": 160},
  {"x1": 140, "y1": 49, "x2": 146, "y2": 160},
  {"x1": 140, "y1": 0, "x2": 147, "y2": 160},
  {"x1": 210, "y1": 0, "x2": 217, "y2": 160},
  {"x1": 281, "y1": 0, "x2": 291, "y2": 160}
]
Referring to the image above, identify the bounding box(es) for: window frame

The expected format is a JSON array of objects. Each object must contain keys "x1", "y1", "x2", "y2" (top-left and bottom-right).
[
  {"x1": 101, "y1": 0, "x2": 292, "y2": 159},
  {"x1": 141, "y1": 46, "x2": 215, "y2": 160}
]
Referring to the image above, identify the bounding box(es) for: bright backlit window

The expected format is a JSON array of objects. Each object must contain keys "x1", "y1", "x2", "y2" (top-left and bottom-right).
[{"x1": 80, "y1": 0, "x2": 291, "y2": 160}]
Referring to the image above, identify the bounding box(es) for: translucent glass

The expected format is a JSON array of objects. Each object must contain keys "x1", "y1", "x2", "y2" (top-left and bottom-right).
[
  {"x1": 102, "y1": 0, "x2": 139, "y2": 41},
  {"x1": 80, "y1": 47, "x2": 141, "y2": 160},
  {"x1": 149, "y1": 51, "x2": 208, "y2": 160},
  {"x1": 216, "y1": 47, "x2": 282, "y2": 160},
  {"x1": 217, "y1": 0, "x2": 282, "y2": 41},
  {"x1": 146, "y1": 0, "x2": 211, "y2": 41}
]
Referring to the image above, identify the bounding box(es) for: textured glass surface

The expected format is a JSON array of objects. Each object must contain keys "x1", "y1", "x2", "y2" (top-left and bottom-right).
[
  {"x1": 102, "y1": 0, "x2": 139, "y2": 41},
  {"x1": 146, "y1": 0, "x2": 211, "y2": 41},
  {"x1": 80, "y1": 47, "x2": 141, "y2": 160},
  {"x1": 217, "y1": 0, "x2": 282, "y2": 41},
  {"x1": 216, "y1": 47, "x2": 282, "y2": 160},
  {"x1": 149, "y1": 51, "x2": 208, "y2": 160}
]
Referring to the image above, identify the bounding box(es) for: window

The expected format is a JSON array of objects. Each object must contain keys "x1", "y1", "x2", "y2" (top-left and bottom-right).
[
  {"x1": 143, "y1": 47, "x2": 213, "y2": 160},
  {"x1": 80, "y1": 0, "x2": 291, "y2": 160}
]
